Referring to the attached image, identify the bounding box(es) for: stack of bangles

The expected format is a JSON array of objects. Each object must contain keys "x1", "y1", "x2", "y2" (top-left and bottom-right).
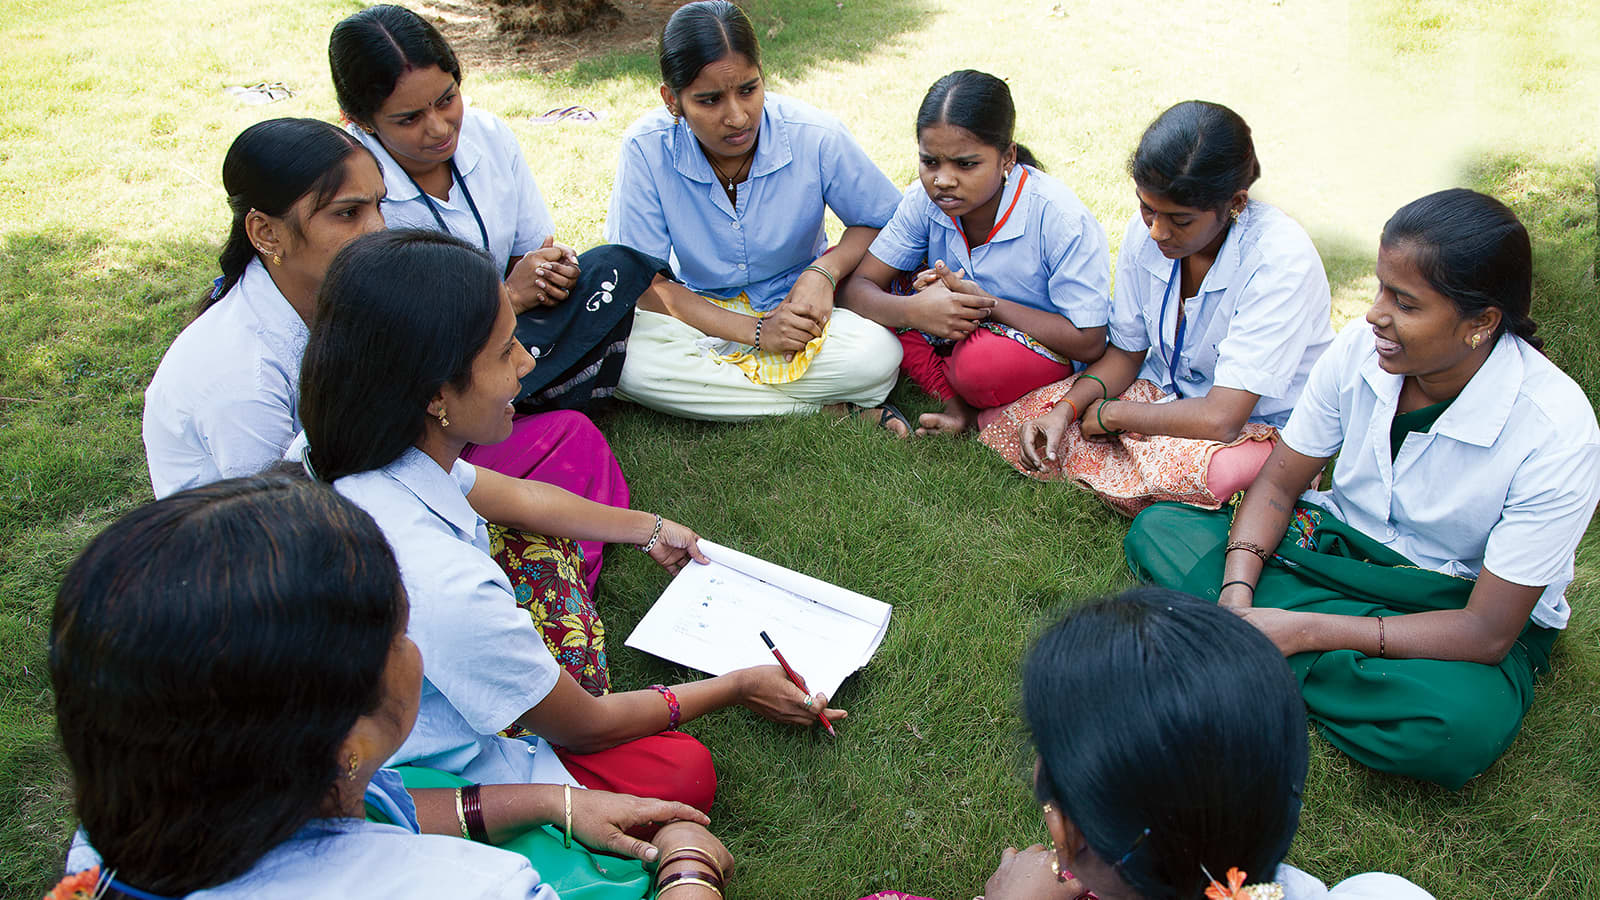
[
  {"x1": 655, "y1": 846, "x2": 727, "y2": 898},
  {"x1": 453, "y1": 785, "x2": 490, "y2": 843}
]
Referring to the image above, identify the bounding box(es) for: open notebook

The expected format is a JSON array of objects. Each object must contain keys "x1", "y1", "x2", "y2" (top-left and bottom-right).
[{"x1": 623, "y1": 540, "x2": 892, "y2": 699}]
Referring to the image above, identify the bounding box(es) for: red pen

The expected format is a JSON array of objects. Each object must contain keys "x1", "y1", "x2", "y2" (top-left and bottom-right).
[{"x1": 760, "y1": 630, "x2": 836, "y2": 736}]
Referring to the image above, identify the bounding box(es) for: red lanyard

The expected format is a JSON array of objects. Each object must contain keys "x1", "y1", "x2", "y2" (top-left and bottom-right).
[{"x1": 949, "y1": 166, "x2": 1029, "y2": 253}]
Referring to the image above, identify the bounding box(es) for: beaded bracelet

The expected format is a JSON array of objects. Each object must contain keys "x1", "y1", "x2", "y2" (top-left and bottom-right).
[
  {"x1": 802, "y1": 263, "x2": 837, "y2": 290},
  {"x1": 1375, "y1": 615, "x2": 1387, "y2": 658},
  {"x1": 651, "y1": 683, "x2": 682, "y2": 730},
  {"x1": 752, "y1": 314, "x2": 763, "y2": 350},
  {"x1": 1225, "y1": 539, "x2": 1272, "y2": 562},
  {"x1": 639, "y1": 513, "x2": 664, "y2": 554}
]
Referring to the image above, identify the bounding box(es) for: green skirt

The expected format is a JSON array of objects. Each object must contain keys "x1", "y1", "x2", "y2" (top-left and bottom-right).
[
  {"x1": 372, "y1": 767, "x2": 652, "y2": 900},
  {"x1": 1124, "y1": 501, "x2": 1556, "y2": 789}
]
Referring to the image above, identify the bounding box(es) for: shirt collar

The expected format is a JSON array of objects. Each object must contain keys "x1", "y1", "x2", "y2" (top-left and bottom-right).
[
  {"x1": 1360, "y1": 331, "x2": 1523, "y2": 447},
  {"x1": 671, "y1": 101, "x2": 792, "y2": 185},
  {"x1": 236, "y1": 257, "x2": 309, "y2": 345},
  {"x1": 384, "y1": 447, "x2": 483, "y2": 539}
]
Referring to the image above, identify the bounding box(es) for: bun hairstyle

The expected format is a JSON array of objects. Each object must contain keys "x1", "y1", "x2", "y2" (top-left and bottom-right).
[
  {"x1": 299, "y1": 228, "x2": 503, "y2": 482},
  {"x1": 658, "y1": 0, "x2": 761, "y2": 94},
  {"x1": 1381, "y1": 188, "x2": 1542, "y2": 351},
  {"x1": 916, "y1": 69, "x2": 1041, "y2": 171},
  {"x1": 1129, "y1": 100, "x2": 1260, "y2": 214},
  {"x1": 205, "y1": 118, "x2": 367, "y2": 313},
  {"x1": 330, "y1": 4, "x2": 462, "y2": 127},
  {"x1": 51, "y1": 473, "x2": 405, "y2": 896},
  {"x1": 1024, "y1": 588, "x2": 1307, "y2": 899}
]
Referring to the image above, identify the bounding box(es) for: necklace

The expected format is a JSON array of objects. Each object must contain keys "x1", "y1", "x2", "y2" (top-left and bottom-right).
[{"x1": 704, "y1": 140, "x2": 756, "y2": 201}]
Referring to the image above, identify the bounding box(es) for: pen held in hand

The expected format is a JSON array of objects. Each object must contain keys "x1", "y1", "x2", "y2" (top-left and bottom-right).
[{"x1": 759, "y1": 630, "x2": 837, "y2": 737}]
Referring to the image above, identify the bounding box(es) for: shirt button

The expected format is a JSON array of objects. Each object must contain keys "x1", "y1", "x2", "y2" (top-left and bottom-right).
[
  {"x1": 731, "y1": 222, "x2": 741, "y2": 230},
  {"x1": 1385, "y1": 527, "x2": 1397, "y2": 539},
  {"x1": 737, "y1": 263, "x2": 747, "y2": 270}
]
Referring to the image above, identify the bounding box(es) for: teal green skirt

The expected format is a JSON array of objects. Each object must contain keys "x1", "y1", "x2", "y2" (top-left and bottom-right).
[
  {"x1": 371, "y1": 767, "x2": 652, "y2": 899},
  {"x1": 1125, "y1": 501, "x2": 1556, "y2": 789}
]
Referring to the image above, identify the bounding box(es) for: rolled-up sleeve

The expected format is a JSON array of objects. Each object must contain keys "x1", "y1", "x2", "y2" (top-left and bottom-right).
[
  {"x1": 866, "y1": 184, "x2": 932, "y2": 271},
  {"x1": 1279, "y1": 323, "x2": 1356, "y2": 459},
  {"x1": 1484, "y1": 436, "x2": 1600, "y2": 589},
  {"x1": 1211, "y1": 241, "x2": 1330, "y2": 400},
  {"x1": 1043, "y1": 205, "x2": 1111, "y2": 327},
  {"x1": 1108, "y1": 216, "x2": 1154, "y2": 353}
]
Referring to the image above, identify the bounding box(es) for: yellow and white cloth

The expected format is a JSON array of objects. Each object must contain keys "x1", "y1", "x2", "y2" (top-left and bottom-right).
[{"x1": 616, "y1": 297, "x2": 902, "y2": 422}]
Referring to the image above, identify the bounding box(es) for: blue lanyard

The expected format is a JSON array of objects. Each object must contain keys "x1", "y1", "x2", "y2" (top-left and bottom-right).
[
  {"x1": 404, "y1": 159, "x2": 491, "y2": 253},
  {"x1": 1155, "y1": 258, "x2": 1187, "y2": 396}
]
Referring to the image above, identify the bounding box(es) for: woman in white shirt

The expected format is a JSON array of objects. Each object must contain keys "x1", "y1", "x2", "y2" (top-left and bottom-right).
[
  {"x1": 604, "y1": 0, "x2": 908, "y2": 428},
  {"x1": 142, "y1": 118, "x2": 386, "y2": 499},
  {"x1": 49, "y1": 473, "x2": 731, "y2": 900},
  {"x1": 1125, "y1": 189, "x2": 1600, "y2": 788},
  {"x1": 994, "y1": 101, "x2": 1334, "y2": 515},
  {"x1": 843, "y1": 69, "x2": 1111, "y2": 436},
  {"x1": 298, "y1": 229, "x2": 839, "y2": 810}
]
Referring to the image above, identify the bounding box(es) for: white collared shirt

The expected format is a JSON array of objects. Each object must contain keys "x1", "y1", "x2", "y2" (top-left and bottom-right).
[
  {"x1": 1107, "y1": 201, "x2": 1334, "y2": 426},
  {"x1": 67, "y1": 770, "x2": 556, "y2": 900},
  {"x1": 353, "y1": 105, "x2": 555, "y2": 267},
  {"x1": 1284, "y1": 320, "x2": 1600, "y2": 629},
  {"x1": 142, "y1": 258, "x2": 308, "y2": 498},
  {"x1": 335, "y1": 448, "x2": 574, "y2": 785},
  {"x1": 868, "y1": 164, "x2": 1111, "y2": 327},
  {"x1": 604, "y1": 93, "x2": 902, "y2": 312}
]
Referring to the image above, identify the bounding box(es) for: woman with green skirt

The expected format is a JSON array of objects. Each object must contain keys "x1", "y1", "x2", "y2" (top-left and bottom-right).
[{"x1": 1125, "y1": 189, "x2": 1600, "y2": 788}]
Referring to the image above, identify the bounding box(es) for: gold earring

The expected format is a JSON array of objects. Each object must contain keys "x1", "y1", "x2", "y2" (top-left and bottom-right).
[
  {"x1": 1229, "y1": 207, "x2": 1241, "y2": 221},
  {"x1": 1469, "y1": 333, "x2": 1483, "y2": 349},
  {"x1": 436, "y1": 406, "x2": 449, "y2": 428},
  {"x1": 1042, "y1": 803, "x2": 1054, "y2": 815},
  {"x1": 346, "y1": 754, "x2": 360, "y2": 780},
  {"x1": 271, "y1": 253, "x2": 283, "y2": 266}
]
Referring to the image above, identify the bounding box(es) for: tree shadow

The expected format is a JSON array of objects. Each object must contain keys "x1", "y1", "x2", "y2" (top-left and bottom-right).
[{"x1": 538, "y1": 0, "x2": 936, "y2": 88}]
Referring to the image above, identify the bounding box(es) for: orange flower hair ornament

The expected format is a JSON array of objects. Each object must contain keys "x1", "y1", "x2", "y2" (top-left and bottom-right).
[
  {"x1": 1203, "y1": 865, "x2": 1285, "y2": 900},
  {"x1": 43, "y1": 865, "x2": 103, "y2": 900}
]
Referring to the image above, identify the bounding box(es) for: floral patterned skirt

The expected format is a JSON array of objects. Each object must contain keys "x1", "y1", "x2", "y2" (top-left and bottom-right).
[
  {"x1": 979, "y1": 376, "x2": 1278, "y2": 517},
  {"x1": 489, "y1": 526, "x2": 610, "y2": 713}
]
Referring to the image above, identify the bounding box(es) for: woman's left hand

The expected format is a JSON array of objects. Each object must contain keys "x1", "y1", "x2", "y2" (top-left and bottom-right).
[
  {"x1": 645, "y1": 517, "x2": 710, "y2": 574},
  {"x1": 1077, "y1": 399, "x2": 1116, "y2": 440},
  {"x1": 1232, "y1": 606, "x2": 1311, "y2": 656},
  {"x1": 568, "y1": 789, "x2": 711, "y2": 862},
  {"x1": 982, "y1": 844, "x2": 1088, "y2": 900},
  {"x1": 773, "y1": 269, "x2": 835, "y2": 361}
]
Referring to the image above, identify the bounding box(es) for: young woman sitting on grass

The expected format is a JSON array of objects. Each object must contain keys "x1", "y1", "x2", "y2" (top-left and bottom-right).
[
  {"x1": 604, "y1": 0, "x2": 908, "y2": 431},
  {"x1": 297, "y1": 229, "x2": 841, "y2": 818},
  {"x1": 990, "y1": 101, "x2": 1334, "y2": 515},
  {"x1": 331, "y1": 3, "x2": 639, "y2": 597},
  {"x1": 841, "y1": 70, "x2": 1111, "y2": 436},
  {"x1": 1125, "y1": 189, "x2": 1600, "y2": 789},
  {"x1": 142, "y1": 118, "x2": 385, "y2": 499},
  {"x1": 864, "y1": 588, "x2": 1434, "y2": 900},
  {"x1": 48, "y1": 473, "x2": 733, "y2": 900}
]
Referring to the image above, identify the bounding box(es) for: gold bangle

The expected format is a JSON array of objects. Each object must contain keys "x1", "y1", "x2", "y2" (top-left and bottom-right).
[
  {"x1": 1225, "y1": 539, "x2": 1272, "y2": 562},
  {"x1": 657, "y1": 875, "x2": 724, "y2": 898},
  {"x1": 563, "y1": 783, "x2": 573, "y2": 849},
  {"x1": 659, "y1": 847, "x2": 726, "y2": 883},
  {"x1": 453, "y1": 787, "x2": 470, "y2": 841}
]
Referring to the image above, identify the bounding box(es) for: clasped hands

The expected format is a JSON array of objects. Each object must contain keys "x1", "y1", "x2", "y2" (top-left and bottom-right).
[
  {"x1": 905, "y1": 259, "x2": 997, "y2": 340},
  {"x1": 757, "y1": 266, "x2": 836, "y2": 361},
  {"x1": 507, "y1": 236, "x2": 581, "y2": 313}
]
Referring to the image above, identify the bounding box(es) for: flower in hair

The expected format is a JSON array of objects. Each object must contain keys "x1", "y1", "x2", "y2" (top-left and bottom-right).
[
  {"x1": 1204, "y1": 867, "x2": 1284, "y2": 900},
  {"x1": 44, "y1": 866, "x2": 101, "y2": 900}
]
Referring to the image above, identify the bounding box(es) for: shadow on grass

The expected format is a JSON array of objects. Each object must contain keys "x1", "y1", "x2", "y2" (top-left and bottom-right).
[
  {"x1": 0, "y1": 229, "x2": 214, "y2": 540},
  {"x1": 542, "y1": 0, "x2": 935, "y2": 88}
]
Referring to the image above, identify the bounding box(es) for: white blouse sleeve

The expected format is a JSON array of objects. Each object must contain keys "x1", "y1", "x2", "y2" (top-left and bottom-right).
[
  {"x1": 1211, "y1": 235, "x2": 1331, "y2": 400},
  {"x1": 495, "y1": 117, "x2": 556, "y2": 258},
  {"x1": 1042, "y1": 204, "x2": 1112, "y2": 328},
  {"x1": 1279, "y1": 320, "x2": 1358, "y2": 459},
  {"x1": 1482, "y1": 434, "x2": 1600, "y2": 589},
  {"x1": 1107, "y1": 216, "x2": 1154, "y2": 353}
]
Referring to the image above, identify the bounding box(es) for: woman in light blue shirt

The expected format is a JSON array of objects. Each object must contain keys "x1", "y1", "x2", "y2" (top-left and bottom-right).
[
  {"x1": 48, "y1": 473, "x2": 731, "y2": 900},
  {"x1": 843, "y1": 70, "x2": 1112, "y2": 437},
  {"x1": 604, "y1": 0, "x2": 909, "y2": 429}
]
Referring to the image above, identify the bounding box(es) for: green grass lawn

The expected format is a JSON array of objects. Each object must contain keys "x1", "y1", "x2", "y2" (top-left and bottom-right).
[{"x1": 3, "y1": 0, "x2": 1597, "y2": 897}]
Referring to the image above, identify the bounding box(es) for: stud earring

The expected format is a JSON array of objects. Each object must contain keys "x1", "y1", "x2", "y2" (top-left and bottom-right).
[
  {"x1": 1229, "y1": 207, "x2": 1241, "y2": 221},
  {"x1": 346, "y1": 754, "x2": 360, "y2": 780},
  {"x1": 1469, "y1": 333, "x2": 1483, "y2": 349},
  {"x1": 436, "y1": 406, "x2": 449, "y2": 428},
  {"x1": 271, "y1": 253, "x2": 283, "y2": 266}
]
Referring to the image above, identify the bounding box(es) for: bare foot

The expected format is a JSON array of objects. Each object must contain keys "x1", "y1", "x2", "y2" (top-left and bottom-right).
[{"x1": 915, "y1": 399, "x2": 978, "y2": 436}]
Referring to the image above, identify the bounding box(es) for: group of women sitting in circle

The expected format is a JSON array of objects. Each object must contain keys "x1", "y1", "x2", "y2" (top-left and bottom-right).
[{"x1": 48, "y1": 0, "x2": 1599, "y2": 897}]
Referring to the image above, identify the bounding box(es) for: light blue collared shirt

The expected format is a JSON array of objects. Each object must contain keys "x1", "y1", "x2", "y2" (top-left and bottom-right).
[
  {"x1": 868, "y1": 164, "x2": 1112, "y2": 328},
  {"x1": 1107, "y1": 201, "x2": 1334, "y2": 426},
  {"x1": 605, "y1": 93, "x2": 901, "y2": 312},
  {"x1": 334, "y1": 449, "x2": 572, "y2": 786},
  {"x1": 353, "y1": 105, "x2": 555, "y2": 268},
  {"x1": 142, "y1": 258, "x2": 307, "y2": 498},
  {"x1": 67, "y1": 770, "x2": 556, "y2": 900}
]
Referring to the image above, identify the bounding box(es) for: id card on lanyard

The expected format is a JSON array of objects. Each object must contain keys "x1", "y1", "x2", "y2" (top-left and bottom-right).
[{"x1": 1155, "y1": 257, "x2": 1187, "y2": 396}]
